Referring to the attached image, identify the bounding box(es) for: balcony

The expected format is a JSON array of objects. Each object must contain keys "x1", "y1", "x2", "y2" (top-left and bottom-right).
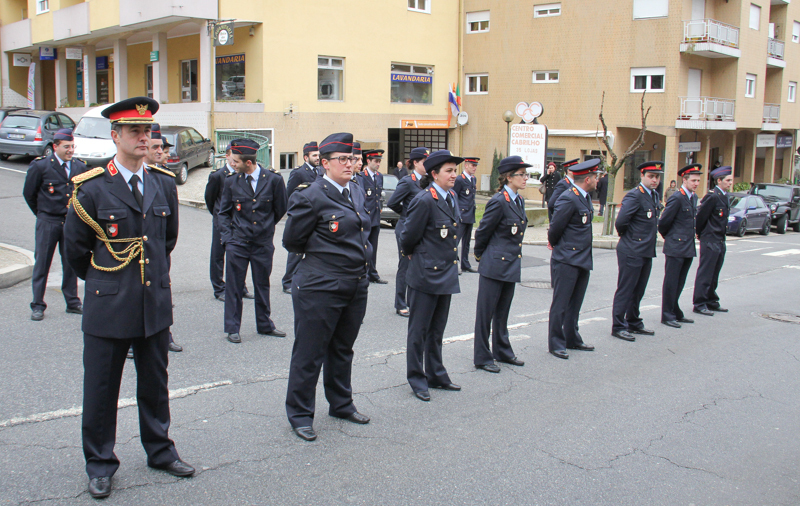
[
  {"x1": 119, "y1": 0, "x2": 218, "y2": 27},
  {"x1": 676, "y1": 96, "x2": 736, "y2": 130},
  {"x1": 0, "y1": 18, "x2": 32, "y2": 52},
  {"x1": 767, "y1": 38, "x2": 786, "y2": 68},
  {"x1": 53, "y1": 2, "x2": 90, "y2": 41},
  {"x1": 762, "y1": 103, "x2": 781, "y2": 131},
  {"x1": 680, "y1": 19, "x2": 741, "y2": 58}
]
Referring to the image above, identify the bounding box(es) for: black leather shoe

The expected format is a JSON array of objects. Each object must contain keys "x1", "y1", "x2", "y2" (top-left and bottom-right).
[
  {"x1": 708, "y1": 306, "x2": 728, "y2": 312},
  {"x1": 567, "y1": 343, "x2": 595, "y2": 351},
  {"x1": 168, "y1": 342, "x2": 183, "y2": 352},
  {"x1": 66, "y1": 305, "x2": 83, "y2": 314},
  {"x1": 463, "y1": 267, "x2": 478, "y2": 273},
  {"x1": 152, "y1": 459, "x2": 195, "y2": 477},
  {"x1": 677, "y1": 317, "x2": 694, "y2": 323},
  {"x1": 662, "y1": 320, "x2": 681, "y2": 329},
  {"x1": 630, "y1": 328, "x2": 655, "y2": 336},
  {"x1": 88, "y1": 477, "x2": 112, "y2": 499},
  {"x1": 612, "y1": 330, "x2": 636, "y2": 342},
  {"x1": 476, "y1": 363, "x2": 501, "y2": 373},
  {"x1": 282, "y1": 288, "x2": 291, "y2": 294},
  {"x1": 126, "y1": 346, "x2": 134, "y2": 359},
  {"x1": 693, "y1": 308, "x2": 714, "y2": 316},
  {"x1": 342, "y1": 412, "x2": 370, "y2": 424},
  {"x1": 432, "y1": 383, "x2": 461, "y2": 391},
  {"x1": 414, "y1": 391, "x2": 431, "y2": 401},
  {"x1": 215, "y1": 294, "x2": 225, "y2": 302},
  {"x1": 31, "y1": 309, "x2": 44, "y2": 321},
  {"x1": 550, "y1": 350, "x2": 569, "y2": 359},
  {"x1": 294, "y1": 426, "x2": 317, "y2": 441},
  {"x1": 227, "y1": 333, "x2": 241, "y2": 344},
  {"x1": 396, "y1": 308, "x2": 410, "y2": 318},
  {"x1": 371, "y1": 278, "x2": 389, "y2": 284},
  {"x1": 243, "y1": 291, "x2": 255, "y2": 300},
  {"x1": 499, "y1": 357, "x2": 525, "y2": 366},
  {"x1": 259, "y1": 329, "x2": 287, "y2": 338}
]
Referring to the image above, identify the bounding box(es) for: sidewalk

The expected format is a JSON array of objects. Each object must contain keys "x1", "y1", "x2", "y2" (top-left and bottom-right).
[{"x1": 0, "y1": 243, "x2": 34, "y2": 289}]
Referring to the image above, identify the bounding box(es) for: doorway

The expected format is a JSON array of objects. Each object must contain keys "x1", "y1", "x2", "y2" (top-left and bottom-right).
[
  {"x1": 96, "y1": 71, "x2": 110, "y2": 104},
  {"x1": 181, "y1": 59, "x2": 198, "y2": 102}
]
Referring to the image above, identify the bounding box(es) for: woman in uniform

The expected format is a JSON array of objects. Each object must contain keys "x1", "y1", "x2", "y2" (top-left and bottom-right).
[
  {"x1": 400, "y1": 150, "x2": 464, "y2": 401},
  {"x1": 472, "y1": 156, "x2": 530, "y2": 372}
]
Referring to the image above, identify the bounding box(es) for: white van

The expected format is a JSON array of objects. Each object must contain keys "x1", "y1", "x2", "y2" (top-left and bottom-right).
[{"x1": 72, "y1": 105, "x2": 117, "y2": 168}]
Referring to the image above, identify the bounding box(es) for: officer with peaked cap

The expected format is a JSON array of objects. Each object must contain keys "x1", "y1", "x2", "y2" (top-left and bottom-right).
[
  {"x1": 284, "y1": 132, "x2": 372, "y2": 442},
  {"x1": 693, "y1": 165, "x2": 733, "y2": 316},
  {"x1": 23, "y1": 128, "x2": 88, "y2": 321},
  {"x1": 546, "y1": 158, "x2": 580, "y2": 221},
  {"x1": 358, "y1": 149, "x2": 388, "y2": 284},
  {"x1": 547, "y1": 159, "x2": 602, "y2": 359},
  {"x1": 659, "y1": 164, "x2": 702, "y2": 328},
  {"x1": 454, "y1": 156, "x2": 479, "y2": 273},
  {"x1": 386, "y1": 146, "x2": 429, "y2": 317},
  {"x1": 611, "y1": 160, "x2": 663, "y2": 342},
  {"x1": 282, "y1": 141, "x2": 320, "y2": 293},
  {"x1": 217, "y1": 138, "x2": 288, "y2": 343},
  {"x1": 473, "y1": 156, "x2": 528, "y2": 372},
  {"x1": 64, "y1": 97, "x2": 194, "y2": 499}
]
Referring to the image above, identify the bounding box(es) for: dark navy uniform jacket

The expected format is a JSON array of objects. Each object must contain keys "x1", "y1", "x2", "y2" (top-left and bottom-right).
[
  {"x1": 286, "y1": 162, "x2": 318, "y2": 196},
  {"x1": 64, "y1": 163, "x2": 179, "y2": 338},
  {"x1": 474, "y1": 190, "x2": 527, "y2": 282},
  {"x1": 547, "y1": 176, "x2": 572, "y2": 217},
  {"x1": 453, "y1": 173, "x2": 477, "y2": 224},
  {"x1": 218, "y1": 165, "x2": 288, "y2": 246},
  {"x1": 540, "y1": 169, "x2": 563, "y2": 203},
  {"x1": 615, "y1": 184, "x2": 659, "y2": 258},
  {"x1": 658, "y1": 187, "x2": 697, "y2": 258},
  {"x1": 695, "y1": 187, "x2": 729, "y2": 242},
  {"x1": 23, "y1": 155, "x2": 88, "y2": 221},
  {"x1": 548, "y1": 186, "x2": 594, "y2": 270},
  {"x1": 283, "y1": 178, "x2": 372, "y2": 279},
  {"x1": 204, "y1": 164, "x2": 236, "y2": 215},
  {"x1": 356, "y1": 169, "x2": 383, "y2": 228},
  {"x1": 387, "y1": 172, "x2": 423, "y2": 222},
  {"x1": 400, "y1": 186, "x2": 461, "y2": 295}
]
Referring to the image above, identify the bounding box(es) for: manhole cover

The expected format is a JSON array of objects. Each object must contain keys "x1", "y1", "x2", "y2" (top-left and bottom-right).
[
  {"x1": 520, "y1": 280, "x2": 552, "y2": 289},
  {"x1": 758, "y1": 313, "x2": 800, "y2": 324}
]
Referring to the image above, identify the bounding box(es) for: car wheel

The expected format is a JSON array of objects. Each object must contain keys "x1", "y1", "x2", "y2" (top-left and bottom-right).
[
  {"x1": 736, "y1": 218, "x2": 747, "y2": 237},
  {"x1": 760, "y1": 218, "x2": 770, "y2": 236},
  {"x1": 0, "y1": 154, "x2": 8, "y2": 161},
  {"x1": 776, "y1": 213, "x2": 788, "y2": 234},
  {"x1": 205, "y1": 150, "x2": 214, "y2": 167},
  {"x1": 792, "y1": 219, "x2": 800, "y2": 233},
  {"x1": 42, "y1": 144, "x2": 53, "y2": 159},
  {"x1": 176, "y1": 163, "x2": 188, "y2": 185}
]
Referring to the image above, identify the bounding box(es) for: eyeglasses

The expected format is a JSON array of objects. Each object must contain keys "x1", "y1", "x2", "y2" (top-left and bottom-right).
[
  {"x1": 509, "y1": 173, "x2": 529, "y2": 178},
  {"x1": 330, "y1": 156, "x2": 356, "y2": 164}
]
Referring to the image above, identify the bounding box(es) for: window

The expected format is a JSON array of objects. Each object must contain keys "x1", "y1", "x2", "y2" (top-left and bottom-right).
[
  {"x1": 466, "y1": 11, "x2": 490, "y2": 33},
  {"x1": 318, "y1": 57, "x2": 344, "y2": 101},
  {"x1": 534, "y1": 3, "x2": 561, "y2": 18},
  {"x1": 403, "y1": 130, "x2": 447, "y2": 159},
  {"x1": 180, "y1": 59, "x2": 198, "y2": 102},
  {"x1": 189, "y1": 129, "x2": 205, "y2": 144},
  {"x1": 58, "y1": 114, "x2": 75, "y2": 128},
  {"x1": 178, "y1": 130, "x2": 192, "y2": 148},
  {"x1": 533, "y1": 70, "x2": 559, "y2": 83},
  {"x1": 44, "y1": 115, "x2": 60, "y2": 131},
  {"x1": 745, "y1": 73, "x2": 756, "y2": 98},
  {"x1": 391, "y1": 63, "x2": 433, "y2": 104},
  {"x1": 280, "y1": 153, "x2": 297, "y2": 171},
  {"x1": 408, "y1": 0, "x2": 430, "y2": 13},
  {"x1": 789, "y1": 82, "x2": 797, "y2": 103},
  {"x1": 793, "y1": 21, "x2": 800, "y2": 43},
  {"x1": 466, "y1": 74, "x2": 488, "y2": 94},
  {"x1": 216, "y1": 54, "x2": 245, "y2": 101},
  {"x1": 146, "y1": 64, "x2": 153, "y2": 98},
  {"x1": 36, "y1": 0, "x2": 49, "y2": 14},
  {"x1": 630, "y1": 67, "x2": 665, "y2": 93},
  {"x1": 633, "y1": 0, "x2": 668, "y2": 19},
  {"x1": 749, "y1": 4, "x2": 761, "y2": 30}
]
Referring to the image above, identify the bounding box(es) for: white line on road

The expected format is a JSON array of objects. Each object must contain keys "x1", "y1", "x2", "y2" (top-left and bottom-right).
[
  {"x1": 514, "y1": 309, "x2": 550, "y2": 318},
  {"x1": 737, "y1": 247, "x2": 772, "y2": 254},
  {"x1": 763, "y1": 249, "x2": 800, "y2": 257},
  {"x1": 784, "y1": 265, "x2": 800, "y2": 270},
  {"x1": 0, "y1": 166, "x2": 26, "y2": 174},
  {"x1": 738, "y1": 239, "x2": 778, "y2": 244},
  {"x1": 640, "y1": 305, "x2": 660, "y2": 311},
  {"x1": 578, "y1": 317, "x2": 607, "y2": 325}
]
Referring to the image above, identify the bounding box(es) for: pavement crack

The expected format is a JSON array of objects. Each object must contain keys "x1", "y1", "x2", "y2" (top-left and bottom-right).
[{"x1": 639, "y1": 450, "x2": 726, "y2": 479}]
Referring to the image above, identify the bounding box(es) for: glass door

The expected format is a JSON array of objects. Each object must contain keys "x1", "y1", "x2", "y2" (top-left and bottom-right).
[{"x1": 181, "y1": 60, "x2": 198, "y2": 102}]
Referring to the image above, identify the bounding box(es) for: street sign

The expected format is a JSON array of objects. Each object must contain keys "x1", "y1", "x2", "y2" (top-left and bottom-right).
[
  {"x1": 678, "y1": 141, "x2": 701, "y2": 153},
  {"x1": 150, "y1": 51, "x2": 159, "y2": 62},
  {"x1": 510, "y1": 123, "x2": 548, "y2": 174},
  {"x1": 215, "y1": 22, "x2": 234, "y2": 46},
  {"x1": 456, "y1": 111, "x2": 468, "y2": 126}
]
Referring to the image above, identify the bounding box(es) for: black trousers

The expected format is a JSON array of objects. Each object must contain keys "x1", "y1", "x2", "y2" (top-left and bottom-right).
[
  {"x1": 474, "y1": 276, "x2": 516, "y2": 365},
  {"x1": 31, "y1": 218, "x2": 80, "y2": 310},
  {"x1": 285, "y1": 270, "x2": 368, "y2": 428},
  {"x1": 662, "y1": 255, "x2": 693, "y2": 321},
  {"x1": 212, "y1": 218, "x2": 249, "y2": 297},
  {"x1": 224, "y1": 241, "x2": 275, "y2": 334},
  {"x1": 367, "y1": 222, "x2": 381, "y2": 281},
  {"x1": 394, "y1": 227, "x2": 410, "y2": 310},
  {"x1": 693, "y1": 241, "x2": 726, "y2": 311},
  {"x1": 282, "y1": 252, "x2": 302, "y2": 291},
  {"x1": 549, "y1": 260, "x2": 590, "y2": 351},
  {"x1": 406, "y1": 288, "x2": 452, "y2": 393},
  {"x1": 611, "y1": 252, "x2": 652, "y2": 332},
  {"x1": 82, "y1": 328, "x2": 179, "y2": 479},
  {"x1": 458, "y1": 222, "x2": 474, "y2": 270}
]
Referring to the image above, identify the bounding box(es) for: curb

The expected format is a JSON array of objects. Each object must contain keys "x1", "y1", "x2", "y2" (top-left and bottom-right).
[
  {"x1": 0, "y1": 243, "x2": 35, "y2": 289},
  {"x1": 179, "y1": 198, "x2": 207, "y2": 211}
]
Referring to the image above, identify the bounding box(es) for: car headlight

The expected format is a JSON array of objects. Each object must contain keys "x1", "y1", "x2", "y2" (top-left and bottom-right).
[
  {"x1": 770, "y1": 204, "x2": 777, "y2": 212},
  {"x1": 727, "y1": 216, "x2": 736, "y2": 222}
]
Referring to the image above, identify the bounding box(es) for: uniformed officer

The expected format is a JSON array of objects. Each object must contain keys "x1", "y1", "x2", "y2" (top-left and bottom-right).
[
  {"x1": 611, "y1": 161, "x2": 663, "y2": 342},
  {"x1": 659, "y1": 164, "x2": 702, "y2": 328},
  {"x1": 400, "y1": 150, "x2": 463, "y2": 401},
  {"x1": 547, "y1": 159, "x2": 602, "y2": 359},
  {"x1": 358, "y1": 149, "x2": 388, "y2": 284},
  {"x1": 386, "y1": 146, "x2": 429, "y2": 317},
  {"x1": 693, "y1": 166, "x2": 733, "y2": 316},
  {"x1": 218, "y1": 139, "x2": 288, "y2": 343},
  {"x1": 64, "y1": 97, "x2": 194, "y2": 499},
  {"x1": 546, "y1": 158, "x2": 579, "y2": 221},
  {"x1": 473, "y1": 156, "x2": 528, "y2": 372},
  {"x1": 23, "y1": 128, "x2": 87, "y2": 321},
  {"x1": 284, "y1": 132, "x2": 372, "y2": 442},
  {"x1": 350, "y1": 142, "x2": 364, "y2": 187},
  {"x1": 454, "y1": 156, "x2": 478, "y2": 273},
  {"x1": 281, "y1": 141, "x2": 319, "y2": 293}
]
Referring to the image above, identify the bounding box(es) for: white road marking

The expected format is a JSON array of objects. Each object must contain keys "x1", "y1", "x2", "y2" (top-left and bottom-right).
[
  {"x1": 515, "y1": 309, "x2": 550, "y2": 318},
  {"x1": 737, "y1": 247, "x2": 771, "y2": 254},
  {"x1": 739, "y1": 239, "x2": 778, "y2": 244},
  {"x1": 443, "y1": 323, "x2": 531, "y2": 345},
  {"x1": 578, "y1": 317, "x2": 607, "y2": 325},
  {"x1": 784, "y1": 265, "x2": 800, "y2": 270},
  {"x1": 0, "y1": 166, "x2": 26, "y2": 175},
  {"x1": 763, "y1": 249, "x2": 800, "y2": 257},
  {"x1": 640, "y1": 305, "x2": 660, "y2": 311}
]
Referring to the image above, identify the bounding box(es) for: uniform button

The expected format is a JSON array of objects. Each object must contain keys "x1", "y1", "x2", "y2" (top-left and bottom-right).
[
  {"x1": 162, "y1": 211, "x2": 166, "y2": 216},
  {"x1": 454, "y1": 248, "x2": 457, "y2": 251},
  {"x1": 454, "y1": 235, "x2": 457, "y2": 239},
  {"x1": 143, "y1": 235, "x2": 148, "y2": 241},
  {"x1": 454, "y1": 260, "x2": 458, "y2": 264},
  {"x1": 365, "y1": 245, "x2": 368, "y2": 248},
  {"x1": 110, "y1": 215, "x2": 115, "y2": 220},
  {"x1": 434, "y1": 266, "x2": 438, "y2": 270},
  {"x1": 361, "y1": 228, "x2": 364, "y2": 231},
  {"x1": 95, "y1": 290, "x2": 99, "y2": 295},
  {"x1": 253, "y1": 210, "x2": 255, "y2": 213},
  {"x1": 254, "y1": 221, "x2": 257, "y2": 224},
  {"x1": 143, "y1": 213, "x2": 146, "y2": 219},
  {"x1": 501, "y1": 257, "x2": 505, "y2": 260},
  {"x1": 453, "y1": 222, "x2": 457, "y2": 227},
  {"x1": 146, "y1": 281, "x2": 151, "y2": 286},
  {"x1": 519, "y1": 243, "x2": 522, "y2": 247},
  {"x1": 518, "y1": 254, "x2": 522, "y2": 258},
  {"x1": 145, "y1": 258, "x2": 150, "y2": 264},
  {"x1": 253, "y1": 199, "x2": 256, "y2": 202}
]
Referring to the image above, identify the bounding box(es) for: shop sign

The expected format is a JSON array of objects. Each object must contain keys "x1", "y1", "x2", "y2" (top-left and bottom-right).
[
  {"x1": 216, "y1": 54, "x2": 245, "y2": 65},
  {"x1": 39, "y1": 47, "x2": 56, "y2": 60},
  {"x1": 392, "y1": 73, "x2": 432, "y2": 84},
  {"x1": 150, "y1": 51, "x2": 159, "y2": 62},
  {"x1": 777, "y1": 135, "x2": 793, "y2": 148},
  {"x1": 96, "y1": 56, "x2": 109, "y2": 70},
  {"x1": 756, "y1": 133, "x2": 776, "y2": 148},
  {"x1": 215, "y1": 22, "x2": 234, "y2": 46},
  {"x1": 76, "y1": 60, "x2": 83, "y2": 101},
  {"x1": 12, "y1": 54, "x2": 31, "y2": 67},
  {"x1": 678, "y1": 142, "x2": 701, "y2": 153},
  {"x1": 65, "y1": 48, "x2": 82, "y2": 60},
  {"x1": 510, "y1": 123, "x2": 548, "y2": 174},
  {"x1": 401, "y1": 119, "x2": 450, "y2": 129}
]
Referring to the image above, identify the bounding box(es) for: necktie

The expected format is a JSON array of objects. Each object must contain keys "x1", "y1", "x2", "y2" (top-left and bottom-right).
[
  {"x1": 62, "y1": 162, "x2": 69, "y2": 178},
  {"x1": 586, "y1": 194, "x2": 592, "y2": 210},
  {"x1": 129, "y1": 174, "x2": 143, "y2": 210},
  {"x1": 517, "y1": 196, "x2": 524, "y2": 212},
  {"x1": 446, "y1": 193, "x2": 454, "y2": 210},
  {"x1": 246, "y1": 175, "x2": 254, "y2": 194},
  {"x1": 342, "y1": 188, "x2": 351, "y2": 201}
]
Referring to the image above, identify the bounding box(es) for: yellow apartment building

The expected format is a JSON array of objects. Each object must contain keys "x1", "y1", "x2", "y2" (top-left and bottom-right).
[{"x1": 0, "y1": 0, "x2": 460, "y2": 169}]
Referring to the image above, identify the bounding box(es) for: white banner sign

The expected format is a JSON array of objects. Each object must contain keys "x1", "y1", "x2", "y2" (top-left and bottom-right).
[
  {"x1": 509, "y1": 123, "x2": 548, "y2": 174},
  {"x1": 678, "y1": 141, "x2": 701, "y2": 153},
  {"x1": 27, "y1": 62, "x2": 36, "y2": 109},
  {"x1": 756, "y1": 133, "x2": 776, "y2": 148},
  {"x1": 13, "y1": 54, "x2": 31, "y2": 67}
]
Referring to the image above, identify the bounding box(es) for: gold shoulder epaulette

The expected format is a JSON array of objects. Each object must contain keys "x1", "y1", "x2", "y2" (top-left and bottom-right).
[
  {"x1": 71, "y1": 167, "x2": 105, "y2": 184},
  {"x1": 148, "y1": 164, "x2": 176, "y2": 177},
  {"x1": 34, "y1": 156, "x2": 45, "y2": 161},
  {"x1": 74, "y1": 157, "x2": 86, "y2": 164},
  {"x1": 296, "y1": 183, "x2": 311, "y2": 191},
  {"x1": 269, "y1": 166, "x2": 279, "y2": 173}
]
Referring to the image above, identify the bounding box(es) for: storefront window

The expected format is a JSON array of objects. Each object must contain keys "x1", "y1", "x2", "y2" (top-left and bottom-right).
[
  {"x1": 216, "y1": 54, "x2": 245, "y2": 101},
  {"x1": 391, "y1": 63, "x2": 433, "y2": 104},
  {"x1": 318, "y1": 57, "x2": 344, "y2": 101}
]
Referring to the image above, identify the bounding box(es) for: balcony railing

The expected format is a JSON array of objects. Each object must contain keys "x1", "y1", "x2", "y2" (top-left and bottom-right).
[
  {"x1": 678, "y1": 97, "x2": 735, "y2": 121},
  {"x1": 768, "y1": 38, "x2": 785, "y2": 60},
  {"x1": 763, "y1": 103, "x2": 781, "y2": 124},
  {"x1": 683, "y1": 19, "x2": 739, "y2": 48}
]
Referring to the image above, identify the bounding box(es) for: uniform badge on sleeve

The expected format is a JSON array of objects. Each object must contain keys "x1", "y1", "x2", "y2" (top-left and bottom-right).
[
  {"x1": 647, "y1": 210, "x2": 653, "y2": 219},
  {"x1": 235, "y1": 203, "x2": 242, "y2": 211},
  {"x1": 511, "y1": 224, "x2": 518, "y2": 235},
  {"x1": 329, "y1": 221, "x2": 339, "y2": 232},
  {"x1": 440, "y1": 228, "x2": 448, "y2": 238},
  {"x1": 107, "y1": 223, "x2": 118, "y2": 237}
]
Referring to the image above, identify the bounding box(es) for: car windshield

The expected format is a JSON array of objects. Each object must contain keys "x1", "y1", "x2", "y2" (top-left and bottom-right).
[
  {"x1": 729, "y1": 196, "x2": 748, "y2": 210},
  {"x1": 74, "y1": 117, "x2": 112, "y2": 139},
  {"x1": 2, "y1": 115, "x2": 39, "y2": 129},
  {"x1": 752, "y1": 185, "x2": 792, "y2": 201},
  {"x1": 383, "y1": 176, "x2": 399, "y2": 190}
]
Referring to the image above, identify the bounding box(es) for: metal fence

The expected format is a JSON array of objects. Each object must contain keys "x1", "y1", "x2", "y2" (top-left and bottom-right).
[
  {"x1": 683, "y1": 19, "x2": 739, "y2": 48},
  {"x1": 763, "y1": 104, "x2": 781, "y2": 124},
  {"x1": 768, "y1": 38, "x2": 785, "y2": 60},
  {"x1": 679, "y1": 96, "x2": 735, "y2": 121},
  {"x1": 214, "y1": 130, "x2": 272, "y2": 170}
]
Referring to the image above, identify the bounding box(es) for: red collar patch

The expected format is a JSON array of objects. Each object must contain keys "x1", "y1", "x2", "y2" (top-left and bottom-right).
[
  {"x1": 503, "y1": 191, "x2": 510, "y2": 202},
  {"x1": 429, "y1": 187, "x2": 439, "y2": 200},
  {"x1": 680, "y1": 188, "x2": 686, "y2": 196},
  {"x1": 107, "y1": 160, "x2": 118, "y2": 176},
  {"x1": 572, "y1": 187, "x2": 580, "y2": 195},
  {"x1": 411, "y1": 173, "x2": 417, "y2": 182}
]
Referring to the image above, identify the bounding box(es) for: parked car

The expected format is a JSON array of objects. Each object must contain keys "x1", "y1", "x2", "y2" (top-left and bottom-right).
[
  {"x1": 0, "y1": 110, "x2": 75, "y2": 160},
  {"x1": 72, "y1": 105, "x2": 116, "y2": 168},
  {"x1": 160, "y1": 126, "x2": 215, "y2": 185},
  {"x1": 726, "y1": 193, "x2": 771, "y2": 237},
  {"x1": 0, "y1": 107, "x2": 27, "y2": 125},
  {"x1": 380, "y1": 174, "x2": 400, "y2": 228},
  {"x1": 749, "y1": 183, "x2": 800, "y2": 234}
]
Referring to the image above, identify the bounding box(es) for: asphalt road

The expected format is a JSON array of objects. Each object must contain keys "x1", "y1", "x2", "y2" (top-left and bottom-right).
[{"x1": 1, "y1": 159, "x2": 800, "y2": 505}]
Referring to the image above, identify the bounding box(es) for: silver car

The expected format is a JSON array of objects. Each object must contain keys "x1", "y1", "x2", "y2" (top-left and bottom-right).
[{"x1": 0, "y1": 110, "x2": 75, "y2": 159}]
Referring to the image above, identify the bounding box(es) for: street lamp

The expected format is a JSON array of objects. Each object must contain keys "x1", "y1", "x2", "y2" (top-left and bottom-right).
[{"x1": 502, "y1": 110, "x2": 514, "y2": 157}]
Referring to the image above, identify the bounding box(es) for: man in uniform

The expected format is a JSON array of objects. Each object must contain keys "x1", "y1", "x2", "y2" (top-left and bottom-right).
[
  {"x1": 547, "y1": 159, "x2": 601, "y2": 359},
  {"x1": 64, "y1": 97, "x2": 194, "y2": 499},
  {"x1": 23, "y1": 128, "x2": 87, "y2": 320},
  {"x1": 693, "y1": 166, "x2": 733, "y2": 316},
  {"x1": 611, "y1": 161, "x2": 663, "y2": 342},
  {"x1": 358, "y1": 149, "x2": 388, "y2": 284},
  {"x1": 546, "y1": 158, "x2": 579, "y2": 221},
  {"x1": 281, "y1": 142, "x2": 319, "y2": 293},
  {"x1": 218, "y1": 139, "x2": 288, "y2": 343},
  {"x1": 454, "y1": 157, "x2": 478, "y2": 273},
  {"x1": 659, "y1": 164, "x2": 702, "y2": 328},
  {"x1": 283, "y1": 132, "x2": 372, "y2": 442}
]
